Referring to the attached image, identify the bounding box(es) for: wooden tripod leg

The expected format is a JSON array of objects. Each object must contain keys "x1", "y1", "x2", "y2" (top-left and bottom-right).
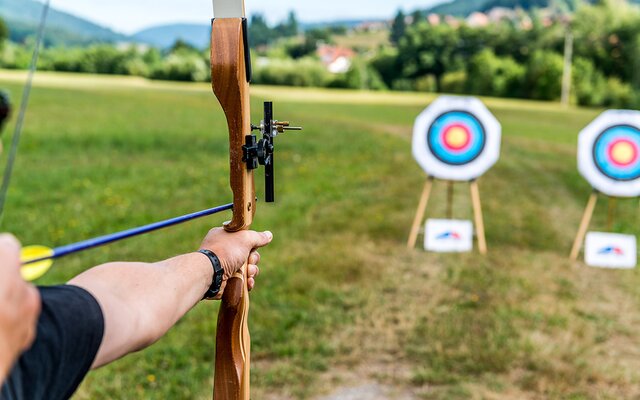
[
  {"x1": 446, "y1": 181, "x2": 454, "y2": 219},
  {"x1": 570, "y1": 191, "x2": 599, "y2": 261},
  {"x1": 407, "y1": 178, "x2": 434, "y2": 249},
  {"x1": 607, "y1": 197, "x2": 617, "y2": 232},
  {"x1": 470, "y1": 180, "x2": 487, "y2": 255}
]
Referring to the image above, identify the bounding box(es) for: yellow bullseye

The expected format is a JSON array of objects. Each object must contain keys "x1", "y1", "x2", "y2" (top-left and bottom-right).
[
  {"x1": 444, "y1": 126, "x2": 469, "y2": 149},
  {"x1": 20, "y1": 245, "x2": 54, "y2": 282},
  {"x1": 611, "y1": 141, "x2": 637, "y2": 165}
]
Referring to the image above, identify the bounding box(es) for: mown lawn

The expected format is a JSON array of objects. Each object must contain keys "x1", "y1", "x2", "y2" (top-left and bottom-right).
[{"x1": 1, "y1": 70, "x2": 639, "y2": 399}]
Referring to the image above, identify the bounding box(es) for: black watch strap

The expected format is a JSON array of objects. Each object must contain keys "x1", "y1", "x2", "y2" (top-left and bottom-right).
[{"x1": 199, "y1": 249, "x2": 224, "y2": 300}]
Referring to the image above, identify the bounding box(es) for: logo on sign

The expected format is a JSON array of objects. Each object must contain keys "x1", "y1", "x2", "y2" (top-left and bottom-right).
[
  {"x1": 598, "y1": 246, "x2": 625, "y2": 256},
  {"x1": 436, "y1": 231, "x2": 462, "y2": 240}
]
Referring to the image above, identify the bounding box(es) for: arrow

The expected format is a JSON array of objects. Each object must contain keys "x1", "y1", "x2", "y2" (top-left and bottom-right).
[{"x1": 20, "y1": 202, "x2": 234, "y2": 281}]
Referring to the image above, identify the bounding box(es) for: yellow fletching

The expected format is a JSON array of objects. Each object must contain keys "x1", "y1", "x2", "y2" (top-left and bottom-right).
[{"x1": 20, "y1": 245, "x2": 54, "y2": 282}]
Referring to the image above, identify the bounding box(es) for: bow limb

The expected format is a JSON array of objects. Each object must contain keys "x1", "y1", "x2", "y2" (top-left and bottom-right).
[{"x1": 211, "y1": 15, "x2": 253, "y2": 400}]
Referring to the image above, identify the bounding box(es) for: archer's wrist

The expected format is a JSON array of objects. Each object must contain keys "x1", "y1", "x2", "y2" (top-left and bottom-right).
[
  {"x1": 197, "y1": 250, "x2": 224, "y2": 300},
  {"x1": 166, "y1": 253, "x2": 215, "y2": 297}
]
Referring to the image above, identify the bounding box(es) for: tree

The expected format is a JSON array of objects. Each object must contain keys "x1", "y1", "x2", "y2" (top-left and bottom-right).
[
  {"x1": 397, "y1": 23, "x2": 461, "y2": 91},
  {"x1": 466, "y1": 49, "x2": 525, "y2": 98},
  {"x1": 277, "y1": 11, "x2": 299, "y2": 37},
  {"x1": 411, "y1": 10, "x2": 425, "y2": 26},
  {"x1": 286, "y1": 28, "x2": 332, "y2": 59},
  {"x1": 390, "y1": 10, "x2": 407, "y2": 46},
  {"x1": 248, "y1": 14, "x2": 272, "y2": 48},
  {"x1": 169, "y1": 39, "x2": 198, "y2": 54},
  {"x1": 525, "y1": 50, "x2": 564, "y2": 100},
  {"x1": 0, "y1": 18, "x2": 8, "y2": 49}
]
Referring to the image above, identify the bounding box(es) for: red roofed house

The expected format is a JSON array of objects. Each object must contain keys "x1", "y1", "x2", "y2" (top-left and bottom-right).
[{"x1": 317, "y1": 45, "x2": 356, "y2": 74}]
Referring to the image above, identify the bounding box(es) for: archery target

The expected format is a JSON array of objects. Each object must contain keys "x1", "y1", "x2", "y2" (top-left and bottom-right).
[
  {"x1": 413, "y1": 96, "x2": 501, "y2": 181},
  {"x1": 578, "y1": 110, "x2": 640, "y2": 197}
]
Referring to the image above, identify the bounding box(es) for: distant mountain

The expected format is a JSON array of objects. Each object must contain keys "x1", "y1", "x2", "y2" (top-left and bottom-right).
[
  {"x1": 129, "y1": 19, "x2": 383, "y2": 49},
  {"x1": 300, "y1": 19, "x2": 384, "y2": 30},
  {"x1": 132, "y1": 24, "x2": 211, "y2": 49},
  {"x1": 0, "y1": 0, "x2": 126, "y2": 45},
  {"x1": 428, "y1": 0, "x2": 640, "y2": 16}
]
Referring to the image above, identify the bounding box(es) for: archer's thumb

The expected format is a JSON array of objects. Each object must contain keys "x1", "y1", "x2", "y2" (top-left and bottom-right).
[{"x1": 247, "y1": 231, "x2": 273, "y2": 249}]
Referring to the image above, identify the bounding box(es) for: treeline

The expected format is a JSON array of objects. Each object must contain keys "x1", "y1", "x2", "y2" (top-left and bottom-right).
[
  {"x1": 0, "y1": 39, "x2": 375, "y2": 89},
  {"x1": 0, "y1": 13, "x2": 374, "y2": 89},
  {"x1": 376, "y1": 1, "x2": 640, "y2": 107},
  {"x1": 1, "y1": 40, "x2": 211, "y2": 82}
]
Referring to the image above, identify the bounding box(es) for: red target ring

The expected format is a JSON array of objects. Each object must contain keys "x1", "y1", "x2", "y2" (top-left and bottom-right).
[
  {"x1": 608, "y1": 139, "x2": 638, "y2": 167},
  {"x1": 441, "y1": 123, "x2": 471, "y2": 151}
]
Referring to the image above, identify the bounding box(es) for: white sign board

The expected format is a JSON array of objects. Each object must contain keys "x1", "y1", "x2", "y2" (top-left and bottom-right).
[
  {"x1": 425, "y1": 219, "x2": 474, "y2": 253},
  {"x1": 585, "y1": 232, "x2": 637, "y2": 269},
  {"x1": 578, "y1": 110, "x2": 640, "y2": 198},
  {"x1": 413, "y1": 96, "x2": 502, "y2": 181}
]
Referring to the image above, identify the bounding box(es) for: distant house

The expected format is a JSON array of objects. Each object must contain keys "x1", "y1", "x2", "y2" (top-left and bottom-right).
[
  {"x1": 520, "y1": 15, "x2": 534, "y2": 30},
  {"x1": 317, "y1": 45, "x2": 356, "y2": 74},
  {"x1": 427, "y1": 13, "x2": 441, "y2": 26},
  {"x1": 116, "y1": 42, "x2": 150, "y2": 52},
  {"x1": 356, "y1": 21, "x2": 387, "y2": 32},
  {"x1": 487, "y1": 7, "x2": 517, "y2": 23},
  {"x1": 444, "y1": 15, "x2": 461, "y2": 28},
  {"x1": 466, "y1": 12, "x2": 490, "y2": 27}
]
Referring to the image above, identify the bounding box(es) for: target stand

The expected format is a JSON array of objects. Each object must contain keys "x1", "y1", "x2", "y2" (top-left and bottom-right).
[
  {"x1": 407, "y1": 96, "x2": 501, "y2": 254},
  {"x1": 570, "y1": 110, "x2": 640, "y2": 265},
  {"x1": 407, "y1": 178, "x2": 488, "y2": 254}
]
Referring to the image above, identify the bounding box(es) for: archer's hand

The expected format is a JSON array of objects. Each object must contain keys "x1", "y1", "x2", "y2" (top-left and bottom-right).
[
  {"x1": 0, "y1": 234, "x2": 41, "y2": 382},
  {"x1": 200, "y1": 228, "x2": 273, "y2": 297}
]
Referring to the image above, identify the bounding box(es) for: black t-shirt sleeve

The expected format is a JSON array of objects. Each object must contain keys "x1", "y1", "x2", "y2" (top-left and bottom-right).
[{"x1": 1, "y1": 285, "x2": 105, "y2": 400}]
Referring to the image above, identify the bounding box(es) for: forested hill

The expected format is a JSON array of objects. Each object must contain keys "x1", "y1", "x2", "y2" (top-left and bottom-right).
[
  {"x1": 0, "y1": 0, "x2": 125, "y2": 45},
  {"x1": 429, "y1": 0, "x2": 640, "y2": 16}
]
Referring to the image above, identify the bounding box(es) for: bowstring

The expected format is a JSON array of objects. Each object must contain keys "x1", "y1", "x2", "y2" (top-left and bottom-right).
[{"x1": 0, "y1": 0, "x2": 51, "y2": 226}]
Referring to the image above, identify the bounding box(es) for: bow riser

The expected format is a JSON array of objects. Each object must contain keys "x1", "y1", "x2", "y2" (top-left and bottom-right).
[
  {"x1": 211, "y1": 17, "x2": 252, "y2": 400},
  {"x1": 211, "y1": 18, "x2": 255, "y2": 233}
]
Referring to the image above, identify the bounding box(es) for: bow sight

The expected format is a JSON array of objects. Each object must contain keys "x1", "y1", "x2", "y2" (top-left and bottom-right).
[{"x1": 243, "y1": 101, "x2": 302, "y2": 202}]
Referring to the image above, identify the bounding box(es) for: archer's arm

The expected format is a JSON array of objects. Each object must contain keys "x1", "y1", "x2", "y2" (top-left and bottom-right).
[{"x1": 68, "y1": 228, "x2": 272, "y2": 369}]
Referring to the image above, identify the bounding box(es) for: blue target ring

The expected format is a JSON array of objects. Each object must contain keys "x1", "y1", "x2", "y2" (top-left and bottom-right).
[
  {"x1": 593, "y1": 125, "x2": 640, "y2": 182},
  {"x1": 427, "y1": 111, "x2": 486, "y2": 166}
]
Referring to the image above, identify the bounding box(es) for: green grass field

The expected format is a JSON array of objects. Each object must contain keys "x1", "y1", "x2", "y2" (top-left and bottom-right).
[{"x1": 1, "y1": 70, "x2": 640, "y2": 399}]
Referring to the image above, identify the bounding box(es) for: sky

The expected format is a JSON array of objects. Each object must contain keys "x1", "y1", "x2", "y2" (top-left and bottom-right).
[{"x1": 47, "y1": 0, "x2": 447, "y2": 34}]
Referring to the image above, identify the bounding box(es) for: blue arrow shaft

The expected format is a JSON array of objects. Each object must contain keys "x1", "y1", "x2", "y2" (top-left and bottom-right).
[{"x1": 27, "y1": 203, "x2": 234, "y2": 264}]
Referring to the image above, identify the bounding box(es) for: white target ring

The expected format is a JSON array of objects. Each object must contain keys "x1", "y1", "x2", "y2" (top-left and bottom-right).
[
  {"x1": 413, "y1": 96, "x2": 502, "y2": 181},
  {"x1": 578, "y1": 110, "x2": 640, "y2": 198}
]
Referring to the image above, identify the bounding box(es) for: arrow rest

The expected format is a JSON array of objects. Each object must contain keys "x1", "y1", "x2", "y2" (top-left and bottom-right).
[{"x1": 243, "y1": 101, "x2": 302, "y2": 202}]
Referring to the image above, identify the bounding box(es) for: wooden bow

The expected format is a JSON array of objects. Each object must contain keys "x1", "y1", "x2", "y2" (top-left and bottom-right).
[{"x1": 210, "y1": 1, "x2": 253, "y2": 399}]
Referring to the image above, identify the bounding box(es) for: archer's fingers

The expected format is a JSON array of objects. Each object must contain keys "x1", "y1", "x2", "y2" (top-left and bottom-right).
[
  {"x1": 248, "y1": 278, "x2": 255, "y2": 291},
  {"x1": 249, "y1": 251, "x2": 260, "y2": 266},
  {"x1": 0, "y1": 234, "x2": 21, "y2": 269},
  {"x1": 248, "y1": 264, "x2": 259, "y2": 279},
  {"x1": 0, "y1": 234, "x2": 20, "y2": 254}
]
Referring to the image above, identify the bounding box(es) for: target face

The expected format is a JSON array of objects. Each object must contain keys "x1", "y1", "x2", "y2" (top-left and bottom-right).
[
  {"x1": 428, "y1": 111, "x2": 486, "y2": 165},
  {"x1": 578, "y1": 111, "x2": 640, "y2": 197},
  {"x1": 413, "y1": 96, "x2": 501, "y2": 181}
]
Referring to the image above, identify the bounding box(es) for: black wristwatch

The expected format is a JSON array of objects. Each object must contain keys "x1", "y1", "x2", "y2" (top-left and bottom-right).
[{"x1": 199, "y1": 249, "x2": 224, "y2": 299}]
